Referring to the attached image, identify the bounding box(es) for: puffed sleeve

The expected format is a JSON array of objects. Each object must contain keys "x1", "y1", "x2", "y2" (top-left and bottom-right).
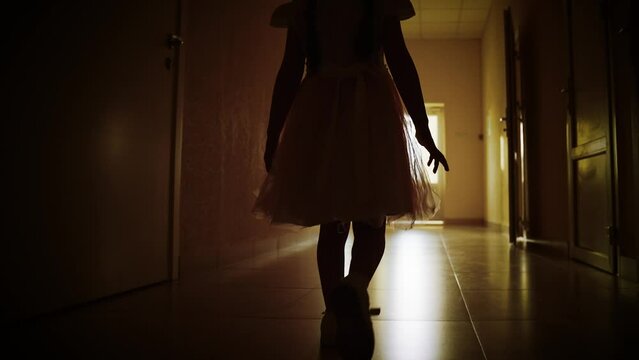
[
  {"x1": 384, "y1": 0, "x2": 416, "y2": 21},
  {"x1": 270, "y1": 2, "x2": 293, "y2": 28}
]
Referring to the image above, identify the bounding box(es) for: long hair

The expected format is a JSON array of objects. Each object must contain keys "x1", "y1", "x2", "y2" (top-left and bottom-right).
[{"x1": 305, "y1": 0, "x2": 379, "y2": 72}]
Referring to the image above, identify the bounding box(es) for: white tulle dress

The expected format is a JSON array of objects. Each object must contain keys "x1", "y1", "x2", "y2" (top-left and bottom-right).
[{"x1": 253, "y1": 0, "x2": 439, "y2": 227}]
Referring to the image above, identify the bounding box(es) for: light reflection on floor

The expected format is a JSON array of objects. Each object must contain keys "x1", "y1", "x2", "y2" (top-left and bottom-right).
[{"x1": 8, "y1": 226, "x2": 638, "y2": 359}]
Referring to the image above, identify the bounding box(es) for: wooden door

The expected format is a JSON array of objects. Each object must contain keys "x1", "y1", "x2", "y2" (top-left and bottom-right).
[
  {"x1": 565, "y1": 0, "x2": 616, "y2": 272},
  {"x1": 503, "y1": 8, "x2": 528, "y2": 243},
  {"x1": 4, "y1": 0, "x2": 183, "y2": 319}
]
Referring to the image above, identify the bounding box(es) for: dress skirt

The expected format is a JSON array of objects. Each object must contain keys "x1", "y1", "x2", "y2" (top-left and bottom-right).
[{"x1": 253, "y1": 62, "x2": 439, "y2": 227}]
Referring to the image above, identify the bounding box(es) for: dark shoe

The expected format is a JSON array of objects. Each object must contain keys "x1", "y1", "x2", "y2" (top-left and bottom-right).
[
  {"x1": 320, "y1": 310, "x2": 338, "y2": 347},
  {"x1": 329, "y1": 277, "x2": 375, "y2": 359}
]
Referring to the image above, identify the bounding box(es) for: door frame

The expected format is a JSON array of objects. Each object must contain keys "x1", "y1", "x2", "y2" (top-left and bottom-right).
[
  {"x1": 169, "y1": 0, "x2": 186, "y2": 280},
  {"x1": 626, "y1": 0, "x2": 639, "y2": 278},
  {"x1": 634, "y1": 60, "x2": 639, "y2": 280},
  {"x1": 634, "y1": 91, "x2": 639, "y2": 278}
]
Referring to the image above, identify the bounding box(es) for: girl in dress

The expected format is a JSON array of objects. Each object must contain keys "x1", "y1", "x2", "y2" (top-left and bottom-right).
[{"x1": 253, "y1": 0, "x2": 449, "y2": 357}]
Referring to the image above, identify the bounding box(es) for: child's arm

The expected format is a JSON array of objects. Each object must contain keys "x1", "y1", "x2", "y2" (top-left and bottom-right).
[
  {"x1": 264, "y1": 27, "x2": 306, "y2": 172},
  {"x1": 382, "y1": 17, "x2": 450, "y2": 173}
]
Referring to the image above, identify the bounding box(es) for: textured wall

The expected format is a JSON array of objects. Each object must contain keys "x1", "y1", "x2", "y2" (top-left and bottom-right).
[
  {"x1": 181, "y1": 0, "x2": 297, "y2": 273},
  {"x1": 406, "y1": 39, "x2": 485, "y2": 221}
]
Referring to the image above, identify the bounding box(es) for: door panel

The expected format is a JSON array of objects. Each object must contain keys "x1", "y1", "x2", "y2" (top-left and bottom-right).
[
  {"x1": 575, "y1": 153, "x2": 609, "y2": 253},
  {"x1": 575, "y1": 90, "x2": 611, "y2": 145},
  {"x1": 566, "y1": 0, "x2": 616, "y2": 272},
  {"x1": 4, "y1": 0, "x2": 181, "y2": 319}
]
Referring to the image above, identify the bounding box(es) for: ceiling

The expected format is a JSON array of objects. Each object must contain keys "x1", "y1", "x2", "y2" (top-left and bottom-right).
[{"x1": 401, "y1": 0, "x2": 494, "y2": 39}]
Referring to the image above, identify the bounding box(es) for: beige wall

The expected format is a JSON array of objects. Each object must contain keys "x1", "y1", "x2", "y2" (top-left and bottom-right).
[
  {"x1": 181, "y1": 0, "x2": 301, "y2": 274},
  {"x1": 406, "y1": 40, "x2": 485, "y2": 222}
]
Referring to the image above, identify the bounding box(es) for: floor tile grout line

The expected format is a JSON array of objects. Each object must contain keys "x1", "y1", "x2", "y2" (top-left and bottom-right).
[
  {"x1": 230, "y1": 316, "x2": 478, "y2": 322},
  {"x1": 440, "y1": 233, "x2": 489, "y2": 360}
]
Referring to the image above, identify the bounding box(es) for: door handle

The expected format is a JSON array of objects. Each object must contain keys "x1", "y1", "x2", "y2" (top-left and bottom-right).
[
  {"x1": 500, "y1": 117, "x2": 508, "y2": 132},
  {"x1": 166, "y1": 34, "x2": 184, "y2": 49}
]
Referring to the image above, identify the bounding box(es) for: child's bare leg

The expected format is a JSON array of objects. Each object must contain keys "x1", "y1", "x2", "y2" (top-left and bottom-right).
[
  {"x1": 317, "y1": 221, "x2": 351, "y2": 308},
  {"x1": 349, "y1": 219, "x2": 386, "y2": 287}
]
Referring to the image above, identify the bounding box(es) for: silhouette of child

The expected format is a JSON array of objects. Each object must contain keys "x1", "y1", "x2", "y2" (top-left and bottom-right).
[{"x1": 253, "y1": 0, "x2": 449, "y2": 357}]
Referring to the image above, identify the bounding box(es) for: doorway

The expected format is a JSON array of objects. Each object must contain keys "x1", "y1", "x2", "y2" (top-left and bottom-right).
[{"x1": 425, "y1": 103, "x2": 447, "y2": 222}]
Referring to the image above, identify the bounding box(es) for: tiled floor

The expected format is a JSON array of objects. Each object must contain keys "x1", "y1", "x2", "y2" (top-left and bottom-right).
[{"x1": 9, "y1": 226, "x2": 639, "y2": 359}]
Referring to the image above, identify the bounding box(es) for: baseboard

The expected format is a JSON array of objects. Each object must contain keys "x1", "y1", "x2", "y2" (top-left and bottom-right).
[
  {"x1": 444, "y1": 218, "x2": 486, "y2": 227},
  {"x1": 484, "y1": 220, "x2": 508, "y2": 231},
  {"x1": 619, "y1": 255, "x2": 638, "y2": 282}
]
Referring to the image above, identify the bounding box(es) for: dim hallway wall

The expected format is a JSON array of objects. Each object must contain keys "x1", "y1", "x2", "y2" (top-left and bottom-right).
[
  {"x1": 482, "y1": 0, "x2": 569, "y2": 241},
  {"x1": 405, "y1": 40, "x2": 484, "y2": 222},
  {"x1": 181, "y1": 0, "x2": 305, "y2": 274}
]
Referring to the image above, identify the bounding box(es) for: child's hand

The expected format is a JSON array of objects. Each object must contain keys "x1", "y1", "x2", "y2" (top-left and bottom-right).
[
  {"x1": 426, "y1": 146, "x2": 449, "y2": 174},
  {"x1": 415, "y1": 131, "x2": 449, "y2": 174}
]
